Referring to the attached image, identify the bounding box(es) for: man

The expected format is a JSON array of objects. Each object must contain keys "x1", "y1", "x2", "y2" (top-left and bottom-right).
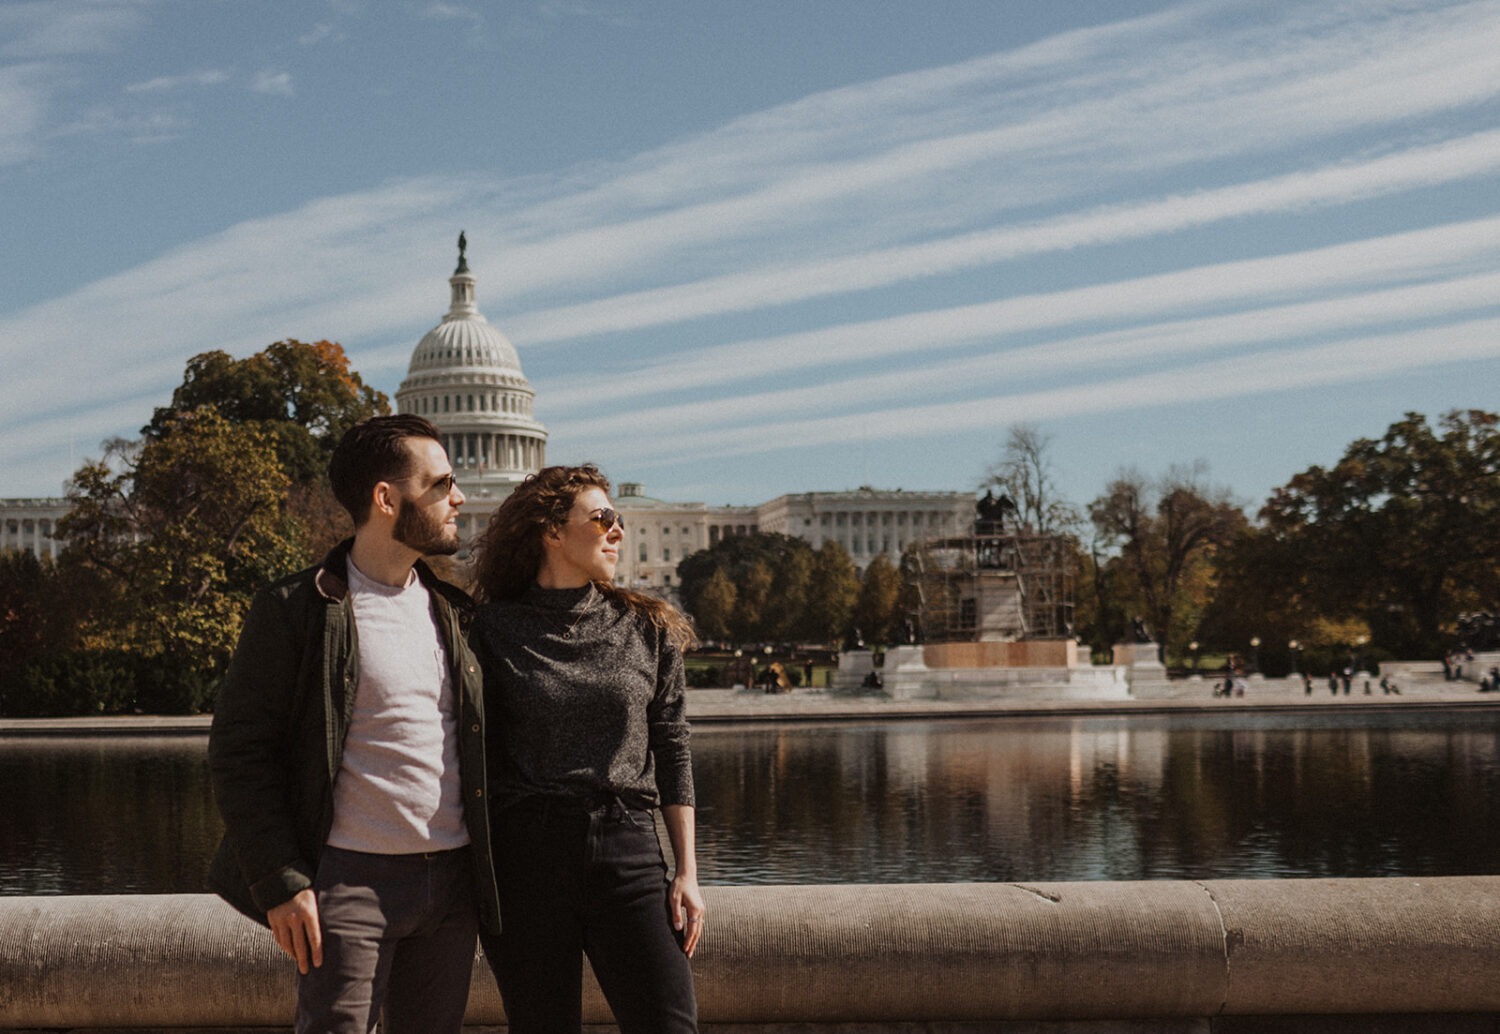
[{"x1": 208, "y1": 414, "x2": 499, "y2": 1034}]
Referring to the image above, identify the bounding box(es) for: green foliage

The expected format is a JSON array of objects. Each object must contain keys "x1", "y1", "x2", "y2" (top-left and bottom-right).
[
  {"x1": 1257, "y1": 410, "x2": 1500, "y2": 656},
  {"x1": 1085, "y1": 463, "x2": 1247, "y2": 659},
  {"x1": 804, "y1": 540, "x2": 860, "y2": 643},
  {"x1": 678, "y1": 532, "x2": 850, "y2": 644},
  {"x1": 19, "y1": 339, "x2": 388, "y2": 716},
  {"x1": 692, "y1": 569, "x2": 737, "y2": 641},
  {"x1": 144, "y1": 340, "x2": 387, "y2": 484},
  {"x1": 853, "y1": 553, "x2": 903, "y2": 645},
  {"x1": 55, "y1": 408, "x2": 303, "y2": 713}
]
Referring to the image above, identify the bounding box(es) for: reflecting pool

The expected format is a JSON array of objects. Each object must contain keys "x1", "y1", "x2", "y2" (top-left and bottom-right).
[{"x1": 3, "y1": 710, "x2": 1499, "y2": 894}]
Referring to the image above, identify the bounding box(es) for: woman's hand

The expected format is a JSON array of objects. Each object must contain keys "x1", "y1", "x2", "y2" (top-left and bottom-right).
[
  {"x1": 662, "y1": 803, "x2": 705, "y2": 957},
  {"x1": 670, "y1": 871, "x2": 706, "y2": 957}
]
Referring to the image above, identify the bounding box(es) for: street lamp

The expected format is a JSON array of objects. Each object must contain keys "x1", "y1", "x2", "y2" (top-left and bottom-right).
[
  {"x1": 1250, "y1": 636, "x2": 1262, "y2": 674},
  {"x1": 1289, "y1": 639, "x2": 1302, "y2": 675},
  {"x1": 1189, "y1": 640, "x2": 1200, "y2": 672}
]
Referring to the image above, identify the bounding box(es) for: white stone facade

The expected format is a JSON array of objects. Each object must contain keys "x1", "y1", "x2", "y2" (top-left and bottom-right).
[
  {"x1": 756, "y1": 488, "x2": 973, "y2": 571},
  {"x1": 0, "y1": 498, "x2": 69, "y2": 559},
  {"x1": 612, "y1": 482, "x2": 757, "y2": 593}
]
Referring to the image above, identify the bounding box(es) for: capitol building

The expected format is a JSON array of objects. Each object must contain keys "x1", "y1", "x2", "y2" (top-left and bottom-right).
[{"x1": 0, "y1": 239, "x2": 973, "y2": 587}]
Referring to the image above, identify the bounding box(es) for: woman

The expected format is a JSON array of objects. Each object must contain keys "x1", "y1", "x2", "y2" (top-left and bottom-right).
[{"x1": 469, "y1": 464, "x2": 704, "y2": 1034}]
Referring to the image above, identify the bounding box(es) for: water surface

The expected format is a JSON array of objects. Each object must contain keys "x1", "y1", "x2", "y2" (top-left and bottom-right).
[{"x1": 4, "y1": 711, "x2": 1499, "y2": 893}]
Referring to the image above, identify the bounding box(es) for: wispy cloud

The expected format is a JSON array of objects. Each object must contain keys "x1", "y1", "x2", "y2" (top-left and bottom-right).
[
  {"x1": 2, "y1": 0, "x2": 1498, "y2": 499},
  {"x1": 125, "y1": 69, "x2": 231, "y2": 94},
  {"x1": 250, "y1": 69, "x2": 294, "y2": 97},
  {"x1": 0, "y1": 1, "x2": 145, "y2": 60}
]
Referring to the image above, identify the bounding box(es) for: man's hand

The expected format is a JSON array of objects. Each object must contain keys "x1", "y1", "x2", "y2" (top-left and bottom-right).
[{"x1": 267, "y1": 889, "x2": 323, "y2": 974}]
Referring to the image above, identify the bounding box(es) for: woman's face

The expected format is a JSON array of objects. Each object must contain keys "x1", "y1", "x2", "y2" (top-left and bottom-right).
[{"x1": 537, "y1": 485, "x2": 623, "y2": 588}]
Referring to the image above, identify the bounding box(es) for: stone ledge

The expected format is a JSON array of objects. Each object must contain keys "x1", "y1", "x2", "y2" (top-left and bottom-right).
[{"x1": 4, "y1": 880, "x2": 1500, "y2": 1028}]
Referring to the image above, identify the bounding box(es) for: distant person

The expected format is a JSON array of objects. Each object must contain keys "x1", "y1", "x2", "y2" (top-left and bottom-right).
[
  {"x1": 208, "y1": 415, "x2": 499, "y2": 1034},
  {"x1": 469, "y1": 464, "x2": 703, "y2": 1034}
]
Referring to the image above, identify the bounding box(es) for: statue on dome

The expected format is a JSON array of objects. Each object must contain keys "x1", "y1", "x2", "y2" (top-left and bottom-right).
[{"x1": 455, "y1": 230, "x2": 469, "y2": 274}]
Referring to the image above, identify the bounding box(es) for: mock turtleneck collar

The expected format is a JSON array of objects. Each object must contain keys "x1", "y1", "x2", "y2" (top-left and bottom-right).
[{"x1": 524, "y1": 582, "x2": 597, "y2": 612}]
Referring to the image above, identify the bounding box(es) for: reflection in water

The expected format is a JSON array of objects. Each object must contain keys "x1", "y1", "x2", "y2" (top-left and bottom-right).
[
  {"x1": 691, "y1": 712, "x2": 1500, "y2": 884},
  {"x1": 3, "y1": 712, "x2": 1499, "y2": 893},
  {"x1": 0, "y1": 737, "x2": 218, "y2": 895}
]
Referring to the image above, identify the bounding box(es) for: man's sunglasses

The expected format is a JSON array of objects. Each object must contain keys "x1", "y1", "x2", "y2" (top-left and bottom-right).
[
  {"x1": 394, "y1": 472, "x2": 459, "y2": 495},
  {"x1": 585, "y1": 507, "x2": 625, "y2": 533}
]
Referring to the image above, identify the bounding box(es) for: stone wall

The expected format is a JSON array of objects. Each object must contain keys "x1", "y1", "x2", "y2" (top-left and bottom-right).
[{"x1": 4, "y1": 879, "x2": 1499, "y2": 1030}]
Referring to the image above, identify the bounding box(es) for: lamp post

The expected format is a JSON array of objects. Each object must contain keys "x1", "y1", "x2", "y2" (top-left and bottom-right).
[
  {"x1": 1250, "y1": 636, "x2": 1262, "y2": 675},
  {"x1": 1354, "y1": 634, "x2": 1369, "y2": 674},
  {"x1": 1289, "y1": 639, "x2": 1302, "y2": 676},
  {"x1": 1189, "y1": 640, "x2": 1200, "y2": 673}
]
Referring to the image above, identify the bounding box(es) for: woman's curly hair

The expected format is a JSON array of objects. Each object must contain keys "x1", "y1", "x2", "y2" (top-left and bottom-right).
[{"x1": 470, "y1": 464, "x2": 696, "y2": 652}]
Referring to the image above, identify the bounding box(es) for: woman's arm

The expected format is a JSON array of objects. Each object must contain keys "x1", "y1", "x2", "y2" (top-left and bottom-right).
[{"x1": 661, "y1": 803, "x2": 705, "y2": 957}]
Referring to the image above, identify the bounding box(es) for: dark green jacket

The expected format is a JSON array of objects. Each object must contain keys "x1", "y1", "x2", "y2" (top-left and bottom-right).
[{"x1": 207, "y1": 539, "x2": 500, "y2": 934}]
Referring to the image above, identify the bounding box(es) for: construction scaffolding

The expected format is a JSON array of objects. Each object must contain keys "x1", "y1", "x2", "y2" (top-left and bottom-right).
[{"x1": 907, "y1": 527, "x2": 1075, "y2": 644}]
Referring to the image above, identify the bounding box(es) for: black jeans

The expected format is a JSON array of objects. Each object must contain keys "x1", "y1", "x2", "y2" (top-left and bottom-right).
[
  {"x1": 480, "y1": 796, "x2": 698, "y2": 1034},
  {"x1": 297, "y1": 845, "x2": 477, "y2": 1034}
]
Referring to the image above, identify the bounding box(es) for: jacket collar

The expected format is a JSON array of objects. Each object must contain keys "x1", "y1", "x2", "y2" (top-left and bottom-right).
[{"x1": 312, "y1": 537, "x2": 472, "y2": 613}]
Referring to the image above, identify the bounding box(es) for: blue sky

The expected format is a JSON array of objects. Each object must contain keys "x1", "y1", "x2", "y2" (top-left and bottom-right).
[{"x1": 2, "y1": 0, "x2": 1498, "y2": 513}]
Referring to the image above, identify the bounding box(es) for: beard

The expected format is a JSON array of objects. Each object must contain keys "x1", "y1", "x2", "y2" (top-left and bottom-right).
[{"x1": 394, "y1": 496, "x2": 461, "y2": 556}]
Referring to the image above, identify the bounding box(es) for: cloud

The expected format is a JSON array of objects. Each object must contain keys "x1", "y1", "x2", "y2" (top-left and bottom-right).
[
  {"x1": 250, "y1": 69, "x2": 294, "y2": 97},
  {"x1": 505, "y1": 129, "x2": 1500, "y2": 345},
  {"x1": 3, "y1": 0, "x2": 1498, "y2": 498},
  {"x1": 538, "y1": 214, "x2": 1500, "y2": 413},
  {"x1": 298, "y1": 23, "x2": 338, "y2": 46},
  {"x1": 0, "y1": 1, "x2": 145, "y2": 60},
  {"x1": 125, "y1": 69, "x2": 231, "y2": 94},
  {"x1": 587, "y1": 318, "x2": 1500, "y2": 467}
]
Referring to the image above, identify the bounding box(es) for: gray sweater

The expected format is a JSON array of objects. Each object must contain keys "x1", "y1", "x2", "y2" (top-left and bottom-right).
[{"x1": 471, "y1": 583, "x2": 695, "y2": 811}]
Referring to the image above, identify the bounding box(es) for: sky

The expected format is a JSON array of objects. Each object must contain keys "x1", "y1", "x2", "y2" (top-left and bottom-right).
[{"x1": 2, "y1": 0, "x2": 1498, "y2": 513}]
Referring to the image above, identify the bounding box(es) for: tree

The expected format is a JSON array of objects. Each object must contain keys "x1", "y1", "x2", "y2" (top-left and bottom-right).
[
  {"x1": 143, "y1": 340, "x2": 388, "y2": 562},
  {"x1": 735, "y1": 560, "x2": 776, "y2": 642},
  {"x1": 1257, "y1": 410, "x2": 1500, "y2": 656},
  {"x1": 982, "y1": 423, "x2": 1080, "y2": 535},
  {"x1": 678, "y1": 532, "x2": 819, "y2": 643},
  {"x1": 1088, "y1": 463, "x2": 1247, "y2": 661},
  {"x1": 145, "y1": 340, "x2": 387, "y2": 483},
  {"x1": 59, "y1": 407, "x2": 303, "y2": 712},
  {"x1": 693, "y1": 569, "x2": 738, "y2": 642},
  {"x1": 853, "y1": 554, "x2": 903, "y2": 645},
  {"x1": 803, "y1": 540, "x2": 860, "y2": 644}
]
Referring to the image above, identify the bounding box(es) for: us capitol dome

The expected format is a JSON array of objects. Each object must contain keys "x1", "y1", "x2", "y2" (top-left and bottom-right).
[{"x1": 395, "y1": 233, "x2": 547, "y2": 538}]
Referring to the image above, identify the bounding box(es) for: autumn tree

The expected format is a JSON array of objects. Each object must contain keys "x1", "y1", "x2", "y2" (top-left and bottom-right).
[
  {"x1": 143, "y1": 340, "x2": 387, "y2": 560},
  {"x1": 803, "y1": 540, "x2": 860, "y2": 643},
  {"x1": 1256, "y1": 410, "x2": 1500, "y2": 656},
  {"x1": 1088, "y1": 463, "x2": 1247, "y2": 662},
  {"x1": 692, "y1": 568, "x2": 738, "y2": 642},
  {"x1": 59, "y1": 408, "x2": 302, "y2": 712},
  {"x1": 852, "y1": 553, "x2": 903, "y2": 645},
  {"x1": 678, "y1": 532, "x2": 824, "y2": 644}
]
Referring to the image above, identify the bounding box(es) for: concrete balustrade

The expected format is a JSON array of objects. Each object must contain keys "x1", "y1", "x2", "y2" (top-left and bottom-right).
[{"x1": 3, "y1": 878, "x2": 1500, "y2": 1029}]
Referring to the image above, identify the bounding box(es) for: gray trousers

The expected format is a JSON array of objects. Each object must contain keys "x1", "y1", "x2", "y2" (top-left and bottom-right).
[{"x1": 296, "y1": 845, "x2": 478, "y2": 1034}]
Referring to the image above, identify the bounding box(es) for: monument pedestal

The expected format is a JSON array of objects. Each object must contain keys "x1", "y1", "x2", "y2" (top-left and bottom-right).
[{"x1": 1114, "y1": 641, "x2": 1173, "y2": 698}]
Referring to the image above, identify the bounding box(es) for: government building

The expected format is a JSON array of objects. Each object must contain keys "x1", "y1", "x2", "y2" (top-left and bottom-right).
[{"x1": 0, "y1": 238, "x2": 974, "y2": 592}]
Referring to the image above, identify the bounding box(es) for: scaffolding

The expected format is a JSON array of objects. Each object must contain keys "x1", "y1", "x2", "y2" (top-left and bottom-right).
[{"x1": 908, "y1": 527, "x2": 1075, "y2": 644}]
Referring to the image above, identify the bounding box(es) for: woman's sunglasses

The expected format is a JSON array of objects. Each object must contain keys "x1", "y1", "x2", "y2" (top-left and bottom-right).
[{"x1": 585, "y1": 507, "x2": 625, "y2": 533}]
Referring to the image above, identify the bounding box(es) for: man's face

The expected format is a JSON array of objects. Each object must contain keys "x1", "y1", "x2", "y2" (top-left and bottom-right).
[{"x1": 391, "y1": 438, "x2": 464, "y2": 556}]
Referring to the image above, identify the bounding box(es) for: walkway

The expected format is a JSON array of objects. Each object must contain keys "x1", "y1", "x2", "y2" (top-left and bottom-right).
[{"x1": 3, "y1": 668, "x2": 1497, "y2": 736}]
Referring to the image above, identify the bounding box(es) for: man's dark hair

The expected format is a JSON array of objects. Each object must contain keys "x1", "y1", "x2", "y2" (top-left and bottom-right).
[{"x1": 328, "y1": 414, "x2": 443, "y2": 526}]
